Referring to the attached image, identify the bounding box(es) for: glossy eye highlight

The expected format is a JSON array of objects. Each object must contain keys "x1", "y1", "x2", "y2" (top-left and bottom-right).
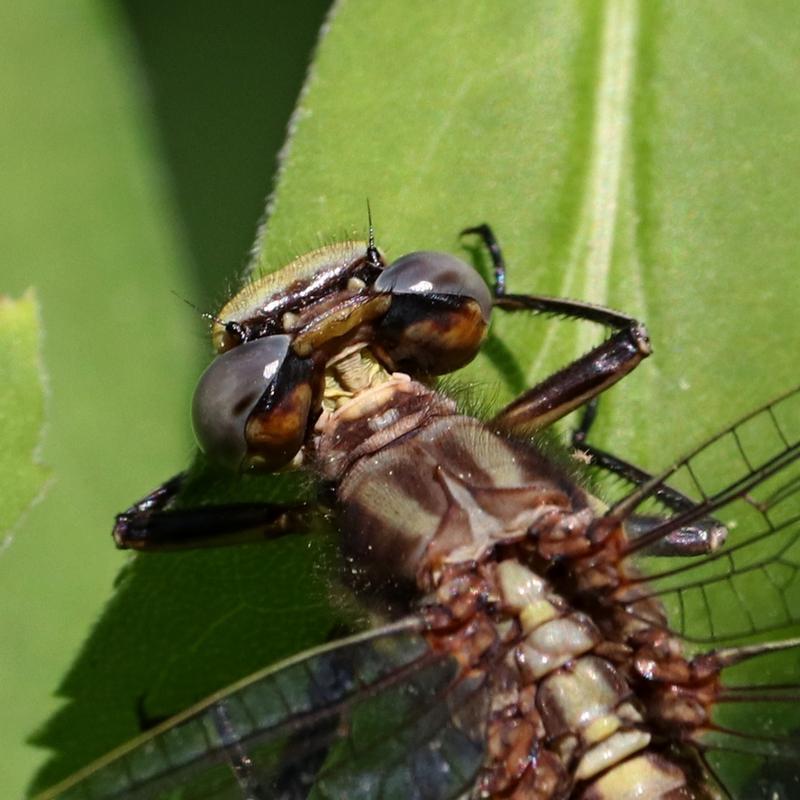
[
  {"x1": 192, "y1": 335, "x2": 292, "y2": 470},
  {"x1": 375, "y1": 251, "x2": 492, "y2": 321}
]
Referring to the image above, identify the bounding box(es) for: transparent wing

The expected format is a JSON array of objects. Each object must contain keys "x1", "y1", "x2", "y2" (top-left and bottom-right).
[
  {"x1": 36, "y1": 619, "x2": 487, "y2": 800},
  {"x1": 597, "y1": 384, "x2": 800, "y2": 643},
  {"x1": 597, "y1": 386, "x2": 800, "y2": 799}
]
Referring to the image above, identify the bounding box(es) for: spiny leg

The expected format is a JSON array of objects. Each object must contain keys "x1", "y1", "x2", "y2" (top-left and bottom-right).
[
  {"x1": 574, "y1": 399, "x2": 727, "y2": 556},
  {"x1": 461, "y1": 223, "x2": 651, "y2": 433},
  {"x1": 490, "y1": 324, "x2": 650, "y2": 432},
  {"x1": 112, "y1": 472, "x2": 313, "y2": 551},
  {"x1": 461, "y1": 223, "x2": 508, "y2": 296},
  {"x1": 462, "y1": 222, "x2": 640, "y2": 328},
  {"x1": 461, "y1": 224, "x2": 723, "y2": 557}
]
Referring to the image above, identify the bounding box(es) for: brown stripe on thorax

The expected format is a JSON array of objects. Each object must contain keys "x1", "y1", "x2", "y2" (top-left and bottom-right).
[{"x1": 316, "y1": 380, "x2": 594, "y2": 585}]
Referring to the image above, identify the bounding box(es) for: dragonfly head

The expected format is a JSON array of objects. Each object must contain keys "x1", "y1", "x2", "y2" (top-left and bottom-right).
[{"x1": 192, "y1": 241, "x2": 492, "y2": 471}]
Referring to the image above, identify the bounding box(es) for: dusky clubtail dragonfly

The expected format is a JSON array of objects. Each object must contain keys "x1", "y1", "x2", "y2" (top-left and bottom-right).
[{"x1": 35, "y1": 223, "x2": 800, "y2": 799}]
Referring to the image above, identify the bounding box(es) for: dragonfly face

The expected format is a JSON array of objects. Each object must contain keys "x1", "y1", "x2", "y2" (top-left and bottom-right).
[
  {"x1": 192, "y1": 241, "x2": 491, "y2": 472},
  {"x1": 38, "y1": 226, "x2": 800, "y2": 800}
]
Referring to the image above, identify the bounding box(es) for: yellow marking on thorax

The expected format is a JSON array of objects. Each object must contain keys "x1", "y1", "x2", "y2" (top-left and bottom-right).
[{"x1": 322, "y1": 347, "x2": 393, "y2": 412}]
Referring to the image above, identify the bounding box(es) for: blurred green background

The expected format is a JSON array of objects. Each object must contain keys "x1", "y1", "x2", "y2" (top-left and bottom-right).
[
  {"x1": 4, "y1": 2, "x2": 800, "y2": 798},
  {"x1": 0, "y1": 3, "x2": 329, "y2": 797}
]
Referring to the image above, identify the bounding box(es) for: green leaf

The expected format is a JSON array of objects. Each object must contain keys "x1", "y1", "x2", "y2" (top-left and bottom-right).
[
  {"x1": 30, "y1": 0, "x2": 800, "y2": 795},
  {"x1": 3, "y1": 4, "x2": 329, "y2": 798},
  {"x1": 0, "y1": 291, "x2": 49, "y2": 543},
  {"x1": 0, "y1": 3, "x2": 201, "y2": 798}
]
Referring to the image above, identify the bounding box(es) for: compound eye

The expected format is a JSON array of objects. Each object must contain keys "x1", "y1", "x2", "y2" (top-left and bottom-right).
[
  {"x1": 192, "y1": 335, "x2": 313, "y2": 471},
  {"x1": 373, "y1": 251, "x2": 492, "y2": 374},
  {"x1": 375, "y1": 251, "x2": 492, "y2": 321}
]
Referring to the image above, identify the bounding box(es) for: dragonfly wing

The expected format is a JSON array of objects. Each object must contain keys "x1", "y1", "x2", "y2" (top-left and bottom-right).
[
  {"x1": 595, "y1": 386, "x2": 800, "y2": 798},
  {"x1": 602, "y1": 384, "x2": 800, "y2": 642},
  {"x1": 37, "y1": 618, "x2": 487, "y2": 800}
]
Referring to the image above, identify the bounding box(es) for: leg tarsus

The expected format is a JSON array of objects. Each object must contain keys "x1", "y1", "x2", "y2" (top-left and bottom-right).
[
  {"x1": 461, "y1": 222, "x2": 640, "y2": 330},
  {"x1": 460, "y1": 223, "x2": 506, "y2": 296}
]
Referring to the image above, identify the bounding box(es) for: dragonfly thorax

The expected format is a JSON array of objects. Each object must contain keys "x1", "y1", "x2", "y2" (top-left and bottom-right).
[
  {"x1": 192, "y1": 242, "x2": 492, "y2": 472},
  {"x1": 313, "y1": 377, "x2": 594, "y2": 584}
]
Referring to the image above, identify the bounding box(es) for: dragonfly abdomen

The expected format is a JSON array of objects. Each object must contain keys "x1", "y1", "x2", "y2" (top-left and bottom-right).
[
  {"x1": 317, "y1": 378, "x2": 709, "y2": 798},
  {"x1": 412, "y1": 554, "x2": 702, "y2": 799}
]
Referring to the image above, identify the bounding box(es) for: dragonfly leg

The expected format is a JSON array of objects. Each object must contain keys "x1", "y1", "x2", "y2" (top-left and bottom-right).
[
  {"x1": 574, "y1": 400, "x2": 727, "y2": 556},
  {"x1": 571, "y1": 399, "x2": 701, "y2": 505},
  {"x1": 112, "y1": 472, "x2": 313, "y2": 551},
  {"x1": 462, "y1": 222, "x2": 644, "y2": 328},
  {"x1": 489, "y1": 323, "x2": 650, "y2": 433},
  {"x1": 460, "y1": 223, "x2": 508, "y2": 296},
  {"x1": 461, "y1": 224, "x2": 651, "y2": 433},
  {"x1": 461, "y1": 225, "x2": 722, "y2": 557}
]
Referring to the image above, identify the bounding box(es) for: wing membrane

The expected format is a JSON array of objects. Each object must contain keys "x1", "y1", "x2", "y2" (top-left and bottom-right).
[
  {"x1": 602, "y1": 386, "x2": 800, "y2": 643},
  {"x1": 37, "y1": 619, "x2": 486, "y2": 800},
  {"x1": 590, "y1": 387, "x2": 800, "y2": 797}
]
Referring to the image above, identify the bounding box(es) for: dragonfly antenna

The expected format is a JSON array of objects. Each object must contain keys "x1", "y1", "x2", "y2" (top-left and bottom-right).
[
  {"x1": 171, "y1": 290, "x2": 225, "y2": 327},
  {"x1": 366, "y1": 199, "x2": 381, "y2": 267}
]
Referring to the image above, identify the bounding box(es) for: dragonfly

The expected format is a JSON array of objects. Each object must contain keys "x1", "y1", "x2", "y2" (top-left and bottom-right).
[{"x1": 35, "y1": 222, "x2": 800, "y2": 799}]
